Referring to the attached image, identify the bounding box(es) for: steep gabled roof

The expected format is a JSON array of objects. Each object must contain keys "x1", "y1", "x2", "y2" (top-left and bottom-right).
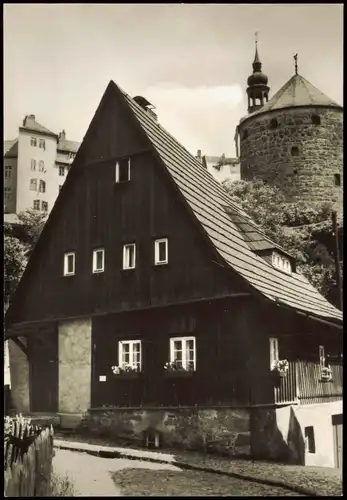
[
  {"x1": 118, "y1": 84, "x2": 341, "y2": 323},
  {"x1": 6, "y1": 81, "x2": 342, "y2": 328},
  {"x1": 241, "y1": 73, "x2": 342, "y2": 123},
  {"x1": 57, "y1": 138, "x2": 80, "y2": 153},
  {"x1": 4, "y1": 139, "x2": 18, "y2": 157}
]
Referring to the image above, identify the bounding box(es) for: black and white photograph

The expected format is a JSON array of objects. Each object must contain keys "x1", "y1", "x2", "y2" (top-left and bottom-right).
[{"x1": 4, "y1": 3, "x2": 342, "y2": 496}]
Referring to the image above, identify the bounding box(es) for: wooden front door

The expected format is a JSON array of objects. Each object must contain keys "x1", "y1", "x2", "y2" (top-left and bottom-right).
[
  {"x1": 29, "y1": 327, "x2": 58, "y2": 413},
  {"x1": 332, "y1": 414, "x2": 343, "y2": 469}
]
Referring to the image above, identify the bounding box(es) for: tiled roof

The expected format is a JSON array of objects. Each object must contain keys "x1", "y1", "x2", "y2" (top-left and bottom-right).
[
  {"x1": 241, "y1": 73, "x2": 342, "y2": 122},
  {"x1": 119, "y1": 83, "x2": 342, "y2": 323},
  {"x1": 58, "y1": 138, "x2": 80, "y2": 153},
  {"x1": 20, "y1": 117, "x2": 57, "y2": 137},
  {"x1": 4, "y1": 139, "x2": 18, "y2": 157}
]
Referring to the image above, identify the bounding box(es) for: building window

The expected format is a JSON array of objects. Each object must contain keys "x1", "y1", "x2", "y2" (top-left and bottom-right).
[
  {"x1": 31, "y1": 159, "x2": 36, "y2": 171},
  {"x1": 64, "y1": 252, "x2": 75, "y2": 276},
  {"x1": 30, "y1": 179, "x2": 37, "y2": 191},
  {"x1": 93, "y1": 249, "x2": 105, "y2": 273},
  {"x1": 170, "y1": 336, "x2": 196, "y2": 371},
  {"x1": 59, "y1": 166, "x2": 65, "y2": 176},
  {"x1": 33, "y1": 200, "x2": 40, "y2": 210},
  {"x1": 4, "y1": 187, "x2": 12, "y2": 201},
  {"x1": 39, "y1": 138, "x2": 46, "y2": 149},
  {"x1": 319, "y1": 345, "x2": 325, "y2": 368},
  {"x1": 39, "y1": 180, "x2": 46, "y2": 193},
  {"x1": 242, "y1": 129, "x2": 249, "y2": 140},
  {"x1": 270, "y1": 118, "x2": 278, "y2": 129},
  {"x1": 312, "y1": 114, "x2": 321, "y2": 126},
  {"x1": 334, "y1": 174, "x2": 341, "y2": 187},
  {"x1": 115, "y1": 158, "x2": 131, "y2": 183},
  {"x1": 30, "y1": 137, "x2": 37, "y2": 147},
  {"x1": 38, "y1": 160, "x2": 45, "y2": 172},
  {"x1": 5, "y1": 165, "x2": 12, "y2": 178},
  {"x1": 291, "y1": 146, "x2": 299, "y2": 156},
  {"x1": 68, "y1": 152, "x2": 75, "y2": 160},
  {"x1": 304, "y1": 426, "x2": 316, "y2": 454},
  {"x1": 269, "y1": 337, "x2": 279, "y2": 369},
  {"x1": 41, "y1": 201, "x2": 48, "y2": 212},
  {"x1": 154, "y1": 238, "x2": 168, "y2": 265},
  {"x1": 59, "y1": 185, "x2": 62, "y2": 191},
  {"x1": 118, "y1": 340, "x2": 141, "y2": 371},
  {"x1": 123, "y1": 243, "x2": 136, "y2": 270},
  {"x1": 272, "y1": 251, "x2": 292, "y2": 274}
]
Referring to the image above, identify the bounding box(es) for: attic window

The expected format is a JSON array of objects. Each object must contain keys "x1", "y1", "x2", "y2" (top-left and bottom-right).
[
  {"x1": 115, "y1": 158, "x2": 131, "y2": 183},
  {"x1": 334, "y1": 174, "x2": 341, "y2": 186},
  {"x1": 291, "y1": 146, "x2": 299, "y2": 156},
  {"x1": 64, "y1": 252, "x2": 75, "y2": 276},
  {"x1": 242, "y1": 129, "x2": 249, "y2": 140},
  {"x1": 312, "y1": 114, "x2": 321, "y2": 125},
  {"x1": 272, "y1": 251, "x2": 292, "y2": 275},
  {"x1": 270, "y1": 118, "x2": 278, "y2": 129}
]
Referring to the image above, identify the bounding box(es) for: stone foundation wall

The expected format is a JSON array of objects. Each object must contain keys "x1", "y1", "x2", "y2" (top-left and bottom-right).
[
  {"x1": 8, "y1": 339, "x2": 30, "y2": 413},
  {"x1": 80, "y1": 406, "x2": 251, "y2": 456},
  {"x1": 251, "y1": 401, "x2": 343, "y2": 467},
  {"x1": 58, "y1": 318, "x2": 92, "y2": 413}
]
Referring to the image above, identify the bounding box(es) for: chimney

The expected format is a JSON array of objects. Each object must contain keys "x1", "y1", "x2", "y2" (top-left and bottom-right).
[
  {"x1": 133, "y1": 96, "x2": 158, "y2": 121},
  {"x1": 23, "y1": 114, "x2": 36, "y2": 126},
  {"x1": 59, "y1": 129, "x2": 66, "y2": 140}
]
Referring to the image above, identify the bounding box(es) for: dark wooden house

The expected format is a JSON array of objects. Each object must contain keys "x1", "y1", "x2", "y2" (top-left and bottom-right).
[{"x1": 6, "y1": 81, "x2": 342, "y2": 467}]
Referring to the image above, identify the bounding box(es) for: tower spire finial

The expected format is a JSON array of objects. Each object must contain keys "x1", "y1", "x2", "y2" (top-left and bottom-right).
[{"x1": 294, "y1": 53, "x2": 298, "y2": 75}]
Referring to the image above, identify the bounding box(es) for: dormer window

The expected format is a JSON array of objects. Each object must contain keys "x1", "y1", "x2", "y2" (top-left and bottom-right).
[
  {"x1": 272, "y1": 251, "x2": 292, "y2": 275},
  {"x1": 115, "y1": 158, "x2": 131, "y2": 183}
]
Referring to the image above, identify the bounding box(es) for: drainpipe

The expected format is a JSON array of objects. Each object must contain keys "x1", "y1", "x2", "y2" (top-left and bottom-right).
[{"x1": 332, "y1": 211, "x2": 343, "y2": 310}]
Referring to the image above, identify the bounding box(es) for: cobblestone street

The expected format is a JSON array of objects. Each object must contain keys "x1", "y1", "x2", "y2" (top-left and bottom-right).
[{"x1": 53, "y1": 449, "x2": 300, "y2": 496}]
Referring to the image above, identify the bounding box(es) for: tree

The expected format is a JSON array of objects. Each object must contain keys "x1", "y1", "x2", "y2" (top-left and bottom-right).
[
  {"x1": 223, "y1": 179, "x2": 342, "y2": 303},
  {"x1": 4, "y1": 210, "x2": 47, "y2": 303}
]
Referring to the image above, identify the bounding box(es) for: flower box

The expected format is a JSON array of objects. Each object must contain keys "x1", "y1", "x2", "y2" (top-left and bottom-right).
[
  {"x1": 320, "y1": 366, "x2": 333, "y2": 382},
  {"x1": 113, "y1": 372, "x2": 140, "y2": 380}
]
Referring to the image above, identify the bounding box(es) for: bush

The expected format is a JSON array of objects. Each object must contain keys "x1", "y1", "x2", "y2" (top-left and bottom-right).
[{"x1": 49, "y1": 473, "x2": 75, "y2": 497}]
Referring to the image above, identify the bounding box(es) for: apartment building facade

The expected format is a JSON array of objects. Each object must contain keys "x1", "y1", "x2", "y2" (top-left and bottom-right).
[{"x1": 4, "y1": 115, "x2": 80, "y2": 216}]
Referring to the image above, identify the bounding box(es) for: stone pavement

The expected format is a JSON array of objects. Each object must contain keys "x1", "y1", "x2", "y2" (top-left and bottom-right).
[{"x1": 54, "y1": 438, "x2": 342, "y2": 496}]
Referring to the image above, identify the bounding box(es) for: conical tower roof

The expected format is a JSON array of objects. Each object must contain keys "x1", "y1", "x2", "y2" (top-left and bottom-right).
[{"x1": 242, "y1": 73, "x2": 341, "y2": 121}]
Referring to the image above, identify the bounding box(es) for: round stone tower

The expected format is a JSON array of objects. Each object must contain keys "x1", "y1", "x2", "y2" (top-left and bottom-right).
[{"x1": 238, "y1": 50, "x2": 343, "y2": 212}]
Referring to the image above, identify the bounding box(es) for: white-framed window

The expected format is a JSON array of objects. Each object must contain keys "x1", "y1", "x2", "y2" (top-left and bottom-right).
[
  {"x1": 118, "y1": 340, "x2": 141, "y2": 370},
  {"x1": 68, "y1": 152, "x2": 75, "y2": 160},
  {"x1": 30, "y1": 137, "x2": 37, "y2": 147},
  {"x1": 33, "y1": 200, "x2": 40, "y2": 210},
  {"x1": 319, "y1": 345, "x2": 325, "y2": 368},
  {"x1": 5, "y1": 166, "x2": 12, "y2": 178},
  {"x1": 304, "y1": 426, "x2": 316, "y2": 454},
  {"x1": 39, "y1": 160, "x2": 45, "y2": 172},
  {"x1": 115, "y1": 158, "x2": 131, "y2": 183},
  {"x1": 41, "y1": 201, "x2": 48, "y2": 212},
  {"x1": 269, "y1": 337, "x2": 279, "y2": 369},
  {"x1": 39, "y1": 138, "x2": 45, "y2": 149},
  {"x1": 59, "y1": 166, "x2": 65, "y2": 176},
  {"x1": 93, "y1": 248, "x2": 105, "y2": 273},
  {"x1": 31, "y1": 159, "x2": 36, "y2": 171},
  {"x1": 39, "y1": 180, "x2": 46, "y2": 193},
  {"x1": 4, "y1": 187, "x2": 12, "y2": 201},
  {"x1": 123, "y1": 243, "x2": 136, "y2": 270},
  {"x1": 64, "y1": 252, "x2": 75, "y2": 276},
  {"x1": 30, "y1": 178, "x2": 37, "y2": 191},
  {"x1": 272, "y1": 251, "x2": 292, "y2": 275},
  {"x1": 170, "y1": 336, "x2": 196, "y2": 371},
  {"x1": 154, "y1": 238, "x2": 168, "y2": 265}
]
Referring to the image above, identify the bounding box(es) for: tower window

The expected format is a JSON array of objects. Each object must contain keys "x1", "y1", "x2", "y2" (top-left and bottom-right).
[
  {"x1": 304, "y1": 426, "x2": 316, "y2": 454},
  {"x1": 242, "y1": 129, "x2": 249, "y2": 140},
  {"x1": 115, "y1": 158, "x2": 131, "y2": 183},
  {"x1": 334, "y1": 174, "x2": 341, "y2": 186},
  {"x1": 293, "y1": 169, "x2": 298, "y2": 175},
  {"x1": 270, "y1": 118, "x2": 278, "y2": 129},
  {"x1": 291, "y1": 146, "x2": 299, "y2": 156},
  {"x1": 312, "y1": 114, "x2": 321, "y2": 125}
]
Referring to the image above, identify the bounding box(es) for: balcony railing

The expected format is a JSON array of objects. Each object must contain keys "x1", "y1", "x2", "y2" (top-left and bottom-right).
[{"x1": 274, "y1": 360, "x2": 343, "y2": 405}]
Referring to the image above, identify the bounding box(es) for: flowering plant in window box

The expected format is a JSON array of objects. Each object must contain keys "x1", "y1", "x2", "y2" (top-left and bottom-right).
[
  {"x1": 320, "y1": 365, "x2": 333, "y2": 382},
  {"x1": 111, "y1": 364, "x2": 141, "y2": 379},
  {"x1": 272, "y1": 359, "x2": 289, "y2": 377},
  {"x1": 164, "y1": 360, "x2": 194, "y2": 377}
]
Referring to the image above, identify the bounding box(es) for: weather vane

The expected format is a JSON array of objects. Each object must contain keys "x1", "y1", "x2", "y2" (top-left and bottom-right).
[
  {"x1": 294, "y1": 53, "x2": 298, "y2": 75},
  {"x1": 255, "y1": 31, "x2": 259, "y2": 45}
]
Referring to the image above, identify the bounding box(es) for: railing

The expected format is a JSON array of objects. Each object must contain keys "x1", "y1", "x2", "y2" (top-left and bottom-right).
[{"x1": 274, "y1": 360, "x2": 343, "y2": 405}]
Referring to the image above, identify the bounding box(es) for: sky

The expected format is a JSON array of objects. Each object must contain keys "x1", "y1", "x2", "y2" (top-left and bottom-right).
[{"x1": 4, "y1": 4, "x2": 343, "y2": 157}]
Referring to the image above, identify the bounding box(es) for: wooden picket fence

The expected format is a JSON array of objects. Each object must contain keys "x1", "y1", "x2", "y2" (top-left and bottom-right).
[{"x1": 4, "y1": 419, "x2": 54, "y2": 497}]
